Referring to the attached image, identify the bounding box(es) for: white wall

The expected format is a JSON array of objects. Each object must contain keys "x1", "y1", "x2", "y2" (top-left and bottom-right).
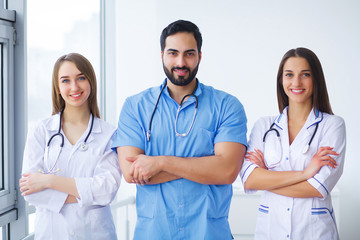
[{"x1": 113, "y1": 1, "x2": 360, "y2": 239}]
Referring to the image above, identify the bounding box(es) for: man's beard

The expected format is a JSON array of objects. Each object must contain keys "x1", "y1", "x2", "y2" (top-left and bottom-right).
[{"x1": 163, "y1": 64, "x2": 199, "y2": 86}]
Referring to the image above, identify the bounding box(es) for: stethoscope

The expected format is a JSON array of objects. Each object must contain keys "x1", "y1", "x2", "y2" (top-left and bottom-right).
[
  {"x1": 39, "y1": 109, "x2": 94, "y2": 174},
  {"x1": 263, "y1": 112, "x2": 322, "y2": 154},
  {"x1": 146, "y1": 80, "x2": 198, "y2": 142}
]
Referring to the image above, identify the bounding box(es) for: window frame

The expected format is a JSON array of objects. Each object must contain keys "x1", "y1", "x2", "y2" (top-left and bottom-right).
[{"x1": 0, "y1": 9, "x2": 16, "y2": 229}]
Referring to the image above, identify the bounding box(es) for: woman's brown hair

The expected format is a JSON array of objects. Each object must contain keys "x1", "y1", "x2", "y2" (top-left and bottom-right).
[
  {"x1": 276, "y1": 47, "x2": 333, "y2": 114},
  {"x1": 51, "y1": 53, "x2": 100, "y2": 118}
]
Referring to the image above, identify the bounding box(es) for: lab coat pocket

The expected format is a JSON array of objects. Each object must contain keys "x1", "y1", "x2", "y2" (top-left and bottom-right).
[
  {"x1": 88, "y1": 206, "x2": 117, "y2": 240},
  {"x1": 254, "y1": 204, "x2": 271, "y2": 239},
  {"x1": 311, "y1": 207, "x2": 338, "y2": 240}
]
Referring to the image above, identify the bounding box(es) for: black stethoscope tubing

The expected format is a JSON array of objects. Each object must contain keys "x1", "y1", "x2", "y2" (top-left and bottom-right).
[
  {"x1": 147, "y1": 82, "x2": 168, "y2": 142},
  {"x1": 146, "y1": 80, "x2": 198, "y2": 142},
  {"x1": 47, "y1": 109, "x2": 94, "y2": 149},
  {"x1": 263, "y1": 118, "x2": 320, "y2": 152}
]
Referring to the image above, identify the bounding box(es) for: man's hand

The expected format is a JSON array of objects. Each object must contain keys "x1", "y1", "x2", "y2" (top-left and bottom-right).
[{"x1": 128, "y1": 154, "x2": 163, "y2": 185}]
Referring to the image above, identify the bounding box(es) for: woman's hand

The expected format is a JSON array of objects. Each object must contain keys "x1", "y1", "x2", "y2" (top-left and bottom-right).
[
  {"x1": 19, "y1": 173, "x2": 51, "y2": 196},
  {"x1": 245, "y1": 148, "x2": 268, "y2": 170},
  {"x1": 303, "y1": 146, "x2": 338, "y2": 179}
]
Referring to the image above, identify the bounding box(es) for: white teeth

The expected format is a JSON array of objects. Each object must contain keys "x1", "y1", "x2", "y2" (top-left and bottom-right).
[
  {"x1": 72, "y1": 93, "x2": 81, "y2": 97},
  {"x1": 292, "y1": 89, "x2": 304, "y2": 93}
]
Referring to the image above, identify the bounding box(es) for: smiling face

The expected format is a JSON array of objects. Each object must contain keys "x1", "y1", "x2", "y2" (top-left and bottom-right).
[
  {"x1": 282, "y1": 57, "x2": 313, "y2": 108},
  {"x1": 161, "y1": 32, "x2": 201, "y2": 86},
  {"x1": 58, "y1": 61, "x2": 91, "y2": 110}
]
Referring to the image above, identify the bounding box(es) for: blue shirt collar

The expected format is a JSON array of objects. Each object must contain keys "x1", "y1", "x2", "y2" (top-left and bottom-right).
[{"x1": 160, "y1": 78, "x2": 202, "y2": 105}]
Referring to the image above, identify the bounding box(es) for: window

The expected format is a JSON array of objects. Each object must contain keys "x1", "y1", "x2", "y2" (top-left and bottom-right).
[{"x1": 0, "y1": 6, "x2": 17, "y2": 236}]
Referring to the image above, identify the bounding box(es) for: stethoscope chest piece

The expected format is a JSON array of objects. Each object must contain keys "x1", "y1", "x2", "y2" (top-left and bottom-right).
[
  {"x1": 79, "y1": 142, "x2": 88, "y2": 151},
  {"x1": 302, "y1": 144, "x2": 310, "y2": 154}
]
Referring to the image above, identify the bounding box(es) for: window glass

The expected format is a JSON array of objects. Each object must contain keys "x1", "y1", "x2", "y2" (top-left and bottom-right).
[{"x1": 27, "y1": 0, "x2": 100, "y2": 127}]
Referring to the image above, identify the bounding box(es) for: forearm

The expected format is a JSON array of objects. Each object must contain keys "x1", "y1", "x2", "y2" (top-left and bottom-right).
[
  {"x1": 158, "y1": 155, "x2": 240, "y2": 185},
  {"x1": 122, "y1": 143, "x2": 245, "y2": 185},
  {"x1": 48, "y1": 175, "x2": 79, "y2": 198},
  {"x1": 269, "y1": 181, "x2": 322, "y2": 198},
  {"x1": 244, "y1": 167, "x2": 308, "y2": 191},
  {"x1": 156, "y1": 142, "x2": 245, "y2": 185},
  {"x1": 147, "y1": 171, "x2": 180, "y2": 185}
]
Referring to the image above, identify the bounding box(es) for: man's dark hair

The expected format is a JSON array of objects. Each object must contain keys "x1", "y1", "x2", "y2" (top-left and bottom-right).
[{"x1": 160, "y1": 20, "x2": 202, "y2": 52}]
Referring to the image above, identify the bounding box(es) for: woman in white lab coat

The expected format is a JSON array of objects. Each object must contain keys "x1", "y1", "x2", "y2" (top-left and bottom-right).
[
  {"x1": 19, "y1": 53, "x2": 121, "y2": 240},
  {"x1": 240, "y1": 47, "x2": 346, "y2": 240}
]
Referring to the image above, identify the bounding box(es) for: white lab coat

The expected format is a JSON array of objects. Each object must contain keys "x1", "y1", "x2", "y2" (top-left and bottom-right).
[
  {"x1": 240, "y1": 107, "x2": 346, "y2": 240},
  {"x1": 22, "y1": 114, "x2": 122, "y2": 240}
]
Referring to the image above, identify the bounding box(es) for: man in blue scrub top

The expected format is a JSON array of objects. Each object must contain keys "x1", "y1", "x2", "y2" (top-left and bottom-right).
[{"x1": 112, "y1": 20, "x2": 247, "y2": 239}]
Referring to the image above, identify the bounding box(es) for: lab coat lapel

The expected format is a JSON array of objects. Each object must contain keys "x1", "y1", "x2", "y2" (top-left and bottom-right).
[
  {"x1": 274, "y1": 108, "x2": 288, "y2": 133},
  {"x1": 46, "y1": 113, "x2": 61, "y2": 133},
  {"x1": 82, "y1": 116, "x2": 100, "y2": 145},
  {"x1": 274, "y1": 108, "x2": 290, "y2": 151},
  {"x1": 291, "y1": 108, "x2": 321, "y2": 148}
]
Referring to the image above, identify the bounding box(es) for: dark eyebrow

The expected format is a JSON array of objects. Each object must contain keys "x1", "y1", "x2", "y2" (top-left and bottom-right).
[
  {"x1": 184, "y1": 49, "x2": 196, "y2": 53},
  {"x1": 166, "y1": 49, "x2": 197, "y2": 53},
  {"x1": 166, "y1": 48, "x2": 179, "y2": 52},
  {"x1": 284, "y1": 69, "x2": 311, "y2": 72}
]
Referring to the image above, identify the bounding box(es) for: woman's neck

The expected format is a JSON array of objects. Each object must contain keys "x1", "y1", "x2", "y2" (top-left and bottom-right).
[
  {"x1": 62, "y1": 105, "x2": 91, "y2": 125},
  {"x1": 287, "y1": 103, "x2": 312, "y2": 144},
  {"x1": 287, "y1": 102, "x2": 312, "y2": 123}
]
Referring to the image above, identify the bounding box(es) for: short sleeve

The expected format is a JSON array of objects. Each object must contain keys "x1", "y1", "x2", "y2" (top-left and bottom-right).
[
  {"x1": 214, "y1": 95, "x2": 247, "y2": 147},
  {"x1": 112, "y1": 98, "x2": 145, "y2": 152},
  {"x1": 240, "y1": 117, "x2": 269, "y2": 193},
  {"x1": 307, "y1": 115, "x2": 346, "y2": 199}
]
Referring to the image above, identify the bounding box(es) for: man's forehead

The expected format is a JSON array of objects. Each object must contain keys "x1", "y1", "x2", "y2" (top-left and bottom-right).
[{"x1": 164, "y1": 33, "x2": 198, "y2": 52}]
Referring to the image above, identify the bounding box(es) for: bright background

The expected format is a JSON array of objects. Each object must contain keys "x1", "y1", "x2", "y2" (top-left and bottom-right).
[{"x1": 27, "y1": 0, "x2": 360, "y2": 239}]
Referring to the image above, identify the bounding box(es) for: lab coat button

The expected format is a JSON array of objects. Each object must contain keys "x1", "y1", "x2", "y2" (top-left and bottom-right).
[
  {"x1": 287, "y1": 208, "x2": 290, "y2": 211},
  {"x1": 287, "y1": 234, "x2": 290, "y2": 238},
  {"x1": 286, "y1": 157, "x2": 289, "y2": 160}
]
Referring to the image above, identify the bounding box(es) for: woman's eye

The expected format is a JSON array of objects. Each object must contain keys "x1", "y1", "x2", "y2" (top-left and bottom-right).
[
  {"x1": 61, "y1": 79, "x2": 69, "y2": 83},
  {"x1": 285, "y1": 73, "x2": 293, "y2": 77},
  {"x1": 78, "y1": 76, "x2": 86, "y2": 80},
  {"x1": 303, "y1": 73, "x2": 311, "y2": 77}
]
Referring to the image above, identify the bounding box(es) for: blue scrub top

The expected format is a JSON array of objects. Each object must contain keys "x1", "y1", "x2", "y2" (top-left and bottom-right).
[{"x1": 112, "y1": 79, "x2": 247, "y2": 240}]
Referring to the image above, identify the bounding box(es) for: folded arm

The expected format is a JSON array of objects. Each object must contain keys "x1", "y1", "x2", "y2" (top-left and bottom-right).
[
  {"x1": 269, "y1": 181, "x2": 322, "y2": 198},
  {"x1": 120, "y1": 142, "x2": 246, "y2": 185},
  {"x1": 20, "y1": 173, "x2": 79, "y2": 198},
  {"x1": 117, "y1": 146, "x2": 180, "y2": 184},
  {"x1": 244, "y1": 146, "x2": 338, "y2": 197}
]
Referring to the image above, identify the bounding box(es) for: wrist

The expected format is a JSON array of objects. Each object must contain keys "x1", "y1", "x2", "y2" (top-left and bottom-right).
[
  {"x1": 46, "y1": 174, "x2": 55, "y2": 189},
  {"x1": 158, "y1": 156, "x2": 166, "y2": 171},
  {"x1": 300, "y1": 170, "x2": 310, "y2": 181}
]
